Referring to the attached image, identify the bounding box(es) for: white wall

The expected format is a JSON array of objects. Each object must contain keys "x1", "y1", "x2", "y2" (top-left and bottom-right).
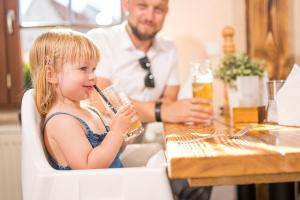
[
  {"x1": 160, "y1": 0, "x2": 246, "y2": 113},
  {"x1": 161, "y1": 0, "x2": 246, "y2": 83}
]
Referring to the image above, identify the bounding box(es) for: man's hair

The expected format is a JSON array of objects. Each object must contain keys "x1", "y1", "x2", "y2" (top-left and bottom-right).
[{"x1": 29, "y1": 29, "x2": 100, "y2": 116}]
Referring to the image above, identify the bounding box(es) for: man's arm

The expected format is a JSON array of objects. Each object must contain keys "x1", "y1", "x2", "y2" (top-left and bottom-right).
[
  {"x1": 95, "y1": 77, "x2": 177, "y2": 123},
  {"x1": 159, "y1": 85, "x2": 179, "y2": 102},
  {"x1": 159, "y1": 85, "x2": 213, "y2": 123},
  {"x1": 130, "y1": 99, "x2": 156, "y2": 122},
  {"x1": 96, "y1": 77, "x2": 213, "y2": 124},
  {"x1": 132, "y1": 97, "x2": 213, "y2": 123},
  {"x1": 131, "y1": 85, "x2": 179, "y2": 122},
  {"x1": 131, "y1": 85, "x2": 213, "y2": 124}
]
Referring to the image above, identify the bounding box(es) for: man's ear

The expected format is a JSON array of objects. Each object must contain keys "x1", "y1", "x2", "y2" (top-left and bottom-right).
[
  {"x1": 165, "y1": 5, "x2": 169, "y2": 14},
  {"x1": 45, "y1": 65, "x2": 58, "y2": 84},
  {"x1": 122, "y1": 0, "x2": 129, "y2": 14}
]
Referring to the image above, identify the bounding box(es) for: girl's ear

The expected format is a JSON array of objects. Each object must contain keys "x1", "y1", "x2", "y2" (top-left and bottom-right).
[{"x1": 45, "y1": 64, "x2": 58, "y2": 84}]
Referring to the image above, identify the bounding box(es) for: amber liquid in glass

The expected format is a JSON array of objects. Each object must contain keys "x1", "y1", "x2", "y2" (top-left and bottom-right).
[
  {"x1": 128, "y1": 121, "x2": 142, "y2": 133},
  {"x1": 125, "y1": 121, "x2": 143, "y2": 139},
  {"x1": 192, "y1": 82, "x2": 213, "y2": 100}
]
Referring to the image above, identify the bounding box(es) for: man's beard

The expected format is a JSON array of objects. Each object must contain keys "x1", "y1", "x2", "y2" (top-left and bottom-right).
[{"x1": 128, "y1": 21, "x2": 157, "y2": 41}]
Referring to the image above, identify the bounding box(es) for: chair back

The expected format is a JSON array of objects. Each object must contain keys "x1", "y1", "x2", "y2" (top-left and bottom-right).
[{"x1": 21, "y1": 89, "x2": 55, "y2": 199}]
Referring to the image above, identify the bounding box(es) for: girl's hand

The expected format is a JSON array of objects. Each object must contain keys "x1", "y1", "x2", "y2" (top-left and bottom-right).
[{"x1": 110, "y1": 104, "x2": 139, "y2": 137}]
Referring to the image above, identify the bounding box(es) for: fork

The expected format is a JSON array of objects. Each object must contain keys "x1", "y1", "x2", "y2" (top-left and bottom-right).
[
  {"x1": 177, "y1": 122, "x2": 253, "y2": 144},
  {"x1": 227, "y1": 124, "x2": 253, "y2": 139},
  {"x1": 212, "y1": 118, "x2": 253, "y2": 139}
]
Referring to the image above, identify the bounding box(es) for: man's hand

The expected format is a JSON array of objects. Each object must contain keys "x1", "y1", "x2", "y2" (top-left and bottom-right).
[{"x1": 161, "y1": 98, "x2": 213, "y2": 124}]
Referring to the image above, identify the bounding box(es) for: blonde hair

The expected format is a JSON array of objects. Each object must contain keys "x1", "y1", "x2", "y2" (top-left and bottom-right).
[{"x1": 29, "y1": 29, "x2": 100, "y2": 117}]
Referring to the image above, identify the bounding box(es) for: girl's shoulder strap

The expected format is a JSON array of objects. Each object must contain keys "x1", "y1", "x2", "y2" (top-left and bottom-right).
[
  {"x1": 86, "y1": 106, "x2": 110, "y2": 132},
  {"x1": 43, "y1": 112, "x2": 90, "y2": 133}
]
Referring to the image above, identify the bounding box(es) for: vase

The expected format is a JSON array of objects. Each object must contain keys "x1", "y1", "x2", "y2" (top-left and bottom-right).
[
  {"x1": 226, "y1": 74, "x2": 268, "y2": 116},
  {"x1": 237, "y1": 75, "x2": 268, "y2": 107},
  {"x1": 236, "y1": 76, "x2": 261, "y2": 107}
]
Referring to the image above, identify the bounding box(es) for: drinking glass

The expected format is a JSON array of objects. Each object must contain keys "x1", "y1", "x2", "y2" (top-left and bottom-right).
[
  {"x1": 101, "y1": 85, "x2": 144, "y2": 141},
  {"x1": 190, "y1": 59, "x2": 214, "y2": 103},
  {"x1": 266, "y1": 80, "x2": 285, "y2": 123}
]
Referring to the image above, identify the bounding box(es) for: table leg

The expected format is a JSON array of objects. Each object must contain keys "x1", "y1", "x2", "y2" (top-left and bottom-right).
[
  {"x1": 295, "y1": 182, "x2": 298, "y2": 200},
  {"x1": 237, "y1": 184, "x2": 255, "y2": 200},
  {"x1": 255, "y1": 184, "x2": 269, "y2": 200},
  {"x1": 269, "y1": 182, "x2": 295, "y2": 200}
]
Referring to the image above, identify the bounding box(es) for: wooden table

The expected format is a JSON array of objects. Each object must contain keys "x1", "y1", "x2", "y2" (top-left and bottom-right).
[{"x1": 163, "y1": 119, "x2": 300, "y2": 189}]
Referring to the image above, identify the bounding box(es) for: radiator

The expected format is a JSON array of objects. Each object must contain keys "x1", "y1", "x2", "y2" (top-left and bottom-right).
[{"x1": 0, "y1": 133, "x2": 22, "y2": 200}]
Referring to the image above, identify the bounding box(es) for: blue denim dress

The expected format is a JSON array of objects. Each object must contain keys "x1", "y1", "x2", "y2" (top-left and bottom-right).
[{"x1": 44, "y1": 112, "x2": 123, "y2": 170}]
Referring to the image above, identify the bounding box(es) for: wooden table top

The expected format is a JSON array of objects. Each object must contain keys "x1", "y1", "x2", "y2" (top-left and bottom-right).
[{"x1": 163, "y1": 119, "x2": 300, "y2": 186}]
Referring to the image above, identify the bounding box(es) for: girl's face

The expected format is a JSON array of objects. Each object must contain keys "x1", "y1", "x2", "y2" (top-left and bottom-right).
[{"x1": 57, "y1": 60, "x2": 97, "y2": 102}]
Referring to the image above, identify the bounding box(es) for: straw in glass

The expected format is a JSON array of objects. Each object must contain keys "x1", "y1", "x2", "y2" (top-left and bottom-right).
[{"x1": 93, "y1": 85, "x2": 117, "y2": 114}]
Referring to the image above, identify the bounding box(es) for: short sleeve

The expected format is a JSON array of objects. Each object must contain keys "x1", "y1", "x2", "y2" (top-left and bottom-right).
[
  {"x1": 87, "y1": 29, "x2": 113, "y2": 80},
  {"x1": 166, "y1": 47, "x2": 180, "y2": 86}
]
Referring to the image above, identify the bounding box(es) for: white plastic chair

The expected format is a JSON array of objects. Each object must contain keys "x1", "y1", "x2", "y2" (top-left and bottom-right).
[{"x1": 21, "y1": 89, "x2": 173, "y2": 200}]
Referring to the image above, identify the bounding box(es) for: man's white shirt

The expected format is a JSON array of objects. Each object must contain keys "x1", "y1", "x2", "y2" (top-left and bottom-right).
[{"x1": 87, "y1": 23, "x2": 179, "y2": 101}]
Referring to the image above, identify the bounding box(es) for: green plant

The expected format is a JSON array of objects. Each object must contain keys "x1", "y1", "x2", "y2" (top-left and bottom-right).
[{"x1": 215, "y1": 53, "x2": 264, "y2": 87}]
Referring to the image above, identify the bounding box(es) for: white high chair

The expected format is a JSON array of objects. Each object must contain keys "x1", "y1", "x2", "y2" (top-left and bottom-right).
[{"x1": 21, "y1": 89, "x2": 173, "y2": 200}]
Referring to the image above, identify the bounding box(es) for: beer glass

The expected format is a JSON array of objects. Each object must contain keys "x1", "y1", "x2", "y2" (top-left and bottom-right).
[
  {"x1": 190, "y1": 59, "x2": 213, "y2": 102},
  {"x1": 101, "y1": 85, "x2": 144, "y2": 141}
]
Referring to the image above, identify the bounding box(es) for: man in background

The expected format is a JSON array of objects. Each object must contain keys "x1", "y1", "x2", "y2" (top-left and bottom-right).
[{"x1": 87, "y1": 0, "x2": 212, "y2": 126}]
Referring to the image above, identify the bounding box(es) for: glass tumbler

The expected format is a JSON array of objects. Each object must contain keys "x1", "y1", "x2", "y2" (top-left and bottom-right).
[
  {"x1": 266, "y1": 80, "x2": 285, "y2": 123},
  {"x1": 101, "y1": 85, "x2": 144, "y2": 141}
]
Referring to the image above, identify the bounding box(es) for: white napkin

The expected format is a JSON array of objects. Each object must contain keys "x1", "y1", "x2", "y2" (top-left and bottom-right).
[{"x1": 277, "y1": 64, "x2": 300, "y2": 126}]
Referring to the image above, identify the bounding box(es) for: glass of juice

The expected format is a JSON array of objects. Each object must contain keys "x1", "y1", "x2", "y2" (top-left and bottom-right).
[{"x1": 100, "y1": 85, "x2": 144, "y2": 141}]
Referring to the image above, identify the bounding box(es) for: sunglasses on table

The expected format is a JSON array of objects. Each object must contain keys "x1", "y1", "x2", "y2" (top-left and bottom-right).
[{"x1": 138, "y1": 56, "x2": 155, "y2": 88}]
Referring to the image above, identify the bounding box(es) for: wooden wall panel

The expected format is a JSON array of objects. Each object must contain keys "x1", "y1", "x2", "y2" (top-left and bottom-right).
[
  {"x1": 246, "y1": 0, "x2": 294, "y2": 79},
  {"x1": 0, "y1": 0, "x2": 9, "y2": 105},
  {"x1": 0, "y1": 0, "x2": 23, "y2": 109},
  {"x1": 5, "y1": 0, "x2": 23, "y2": 108}
]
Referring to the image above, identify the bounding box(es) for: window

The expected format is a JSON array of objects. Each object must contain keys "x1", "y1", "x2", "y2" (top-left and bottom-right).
[
  {"x1": 19, "y1": 0, "x2": 123, "y2": 27},
  {"x1": 18, "y1": 0, "x2": 123, "y2": 91}
]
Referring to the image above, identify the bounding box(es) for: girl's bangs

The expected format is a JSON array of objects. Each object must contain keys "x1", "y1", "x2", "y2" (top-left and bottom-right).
[{"x1": 60, "y1": 34, "x2": 100, "y2": 65}]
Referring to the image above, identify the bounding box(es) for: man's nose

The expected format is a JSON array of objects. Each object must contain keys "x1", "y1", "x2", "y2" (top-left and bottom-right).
[{"x1": 144, "y1": 8, "x2": 155, "y2": 21}]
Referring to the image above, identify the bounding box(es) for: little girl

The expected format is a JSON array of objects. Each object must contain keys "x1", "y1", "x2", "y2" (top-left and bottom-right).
[{"x1": 29, "y1": 29, "x2": 139, "y2": 169}]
